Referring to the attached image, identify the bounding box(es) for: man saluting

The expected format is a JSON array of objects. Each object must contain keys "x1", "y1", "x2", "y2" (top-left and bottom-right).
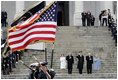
[{"x1": 76, "y1": 51, "x2": 84, "y2": 74}]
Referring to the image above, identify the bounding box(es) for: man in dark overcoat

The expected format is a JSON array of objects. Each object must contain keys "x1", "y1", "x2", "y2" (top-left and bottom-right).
[
  {"x1": 86, "y1": 11, "x2": 91, "y2": 26},
  {"x1": 76, "y1": 51, "x2": 84, "y2": 74},
  {"x1": 66, "y1": 53, "x2": 74, "y2": 74},
  {"x1": 81, "y1": 11, "x2": 87, "y2": 26},
  {"x1": 86, "y1": 53, "x2": 93, "y2": 74}
]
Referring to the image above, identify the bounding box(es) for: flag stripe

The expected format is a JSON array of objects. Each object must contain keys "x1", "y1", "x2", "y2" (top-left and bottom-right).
[
  {"x1": 9, "y1": 25, "x2": 56, "y2": 36},
  {"x1": 9, "y1": 32, "x2": 55, "y2": 44},
  {"x1": 9, "y1": 22, "x2": 56, "y2": 34},
  {"x1": 20, "y1": 14, "x2": 39, "y2": 26},
  {"x1": 9, "y1": 31, "x2": 55, "y2": 38},
  {"x1": 8, "y1": 28, "x2": 56, "y2": 42},
  {"x1": 9, "y1": 36, "x2": 55, "y2": 48},
  {"x1": 19, "y1": 21, "x2": 57, "y2": 30},
  {"x1": 11, "y1": 37, "x2": 55, "y2": 51}
]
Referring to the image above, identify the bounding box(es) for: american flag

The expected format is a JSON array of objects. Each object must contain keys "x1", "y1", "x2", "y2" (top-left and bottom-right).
[{"x1": 8, "y1": 2, "x2": 58, "y2": 51}]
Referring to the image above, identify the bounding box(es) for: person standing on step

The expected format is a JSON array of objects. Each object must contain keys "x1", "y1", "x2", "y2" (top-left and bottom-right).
[
  {"x1": 92, "y1": 55, "x2": 101, "y2": 71},
  {"x1": 4, "y1": 11, "x2": 7, "y2": 27},
  {"x1": 102, "y1": 10, "x2": 108, "y2": 26},
  {"x1": 76, "y1": 51, "x2": 84, "y2": 74},
  {"x1": 8, "y1": 50, "x2": 13, "y2": 73},
  {"x1": 99, "y1": 11, "x2": 103, "y2": 26},
  {"x1": 14, "y1": 51, "x2": 19, "y2": 63},
  {"x1": 5, "y1": 54, "x2": 10, "y2": 74},
  {"x1": 2, "y1": 57, "x2": 7, "y2": 75},
  {"x1": 2, "y1": 11, "x2": 7, "y2": 27},
  {"x1": 81, "y1": 11, "x2": 87, "y2": 26},
  {"x1": 1, "y1": 11, "x2": 4, "y2": 27},
  {"x1": 86, "y1": 53, "x2": 93, "y2": 74},
  {"x1": 108, "y1": 9, "x2": 111, "y2": 28},
  {"x1": 66, "y1": 53, "x2": 74, "y2": 74},
  {"x1": 91, "y1": 15, "x2": 95, "y2": 26},
  {"x1": 60, "y1": 54, "x2": 67, "y2": 70},
  {"x1": 86, "y1": 11, "x2": 91, "y2": 26}
]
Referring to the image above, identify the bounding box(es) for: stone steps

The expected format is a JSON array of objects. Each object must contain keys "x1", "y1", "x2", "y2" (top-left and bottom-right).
[
  {"x1": 1, "y1": 26, "x2": 117, "y2": 79},
  {"x1": 2, "y1": 73, "x2": 117, "y2": 79},
  {"x1": 8, "y1": 69, "x2": 116, "y2": 74},
  {"x1": 54, "y1": 73, "x2": 117, "y2": 79}
]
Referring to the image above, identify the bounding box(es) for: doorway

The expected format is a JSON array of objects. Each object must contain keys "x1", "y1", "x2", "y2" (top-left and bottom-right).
[{"x1": 57, "y1": 1, "x2": 69, "y2": 26}]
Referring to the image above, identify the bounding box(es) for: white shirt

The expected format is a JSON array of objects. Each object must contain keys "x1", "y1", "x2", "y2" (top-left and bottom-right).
[{"x1": 102, "y1": 15, "x2": 108, "y2": 19}]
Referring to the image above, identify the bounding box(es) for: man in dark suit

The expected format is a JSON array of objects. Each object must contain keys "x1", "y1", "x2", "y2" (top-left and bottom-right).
[
  {"x1": 76, "y1": 51, "x2": 84, "y2": 74},
  {"x1": 86, "y1": 11, "x2": 91, "y2": 26},
  {"x1": 86, "y1": 53, "x2": 93, "y2": 74},
  {"x1": 66, "y1": 53, "x2": 74, "y2": 74},
  {"x1": 81, "y1": 11, "x2": 87, "y2": 26}
]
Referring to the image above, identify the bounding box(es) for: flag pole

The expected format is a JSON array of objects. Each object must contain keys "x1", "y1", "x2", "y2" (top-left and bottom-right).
[
  {"x1": 50, "y1": 42, "x2": 54, "y2": 68},
  {"x1": 45, "y1": 42, "x2": 47, "y2": 62}
]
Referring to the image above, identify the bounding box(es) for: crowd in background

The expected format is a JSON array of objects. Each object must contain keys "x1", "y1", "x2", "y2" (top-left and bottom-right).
[
  {"x1": 81, "y1": 11, "x2": 95, "y2": 26},
  {"x1": 99, "y1": 9, "x2": 117, "y2": 46},
  {"x1": 81, "y1": 9, "x2": 117, "y2": 46},
  {"x1": 81, "y1": 9, "x2": 117, "y2": 27}
]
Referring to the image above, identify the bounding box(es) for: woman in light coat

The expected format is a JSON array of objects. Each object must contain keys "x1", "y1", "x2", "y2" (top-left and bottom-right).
[{"x1": 60, "y1": 54, "x2": 67, "y2": 69}]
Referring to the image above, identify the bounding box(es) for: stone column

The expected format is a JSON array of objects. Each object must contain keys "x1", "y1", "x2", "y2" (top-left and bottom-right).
[
  {"x1": 14, "y1": 1, "x2": 24, "y2": 19},
  {"x1": 73, "y1": 1, "x2": 83, "y2": 26},
  {"x1": 69, "y1": 1, "x2": 74, "y2": 26},
  {"x1": 99, "y1": 1, "x2": 113, "y2": 13}
]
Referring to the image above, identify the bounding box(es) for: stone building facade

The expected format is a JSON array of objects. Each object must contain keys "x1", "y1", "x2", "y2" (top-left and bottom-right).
[{"x1": 1, "y1": 1, "x2": 117, "y2": 26}]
